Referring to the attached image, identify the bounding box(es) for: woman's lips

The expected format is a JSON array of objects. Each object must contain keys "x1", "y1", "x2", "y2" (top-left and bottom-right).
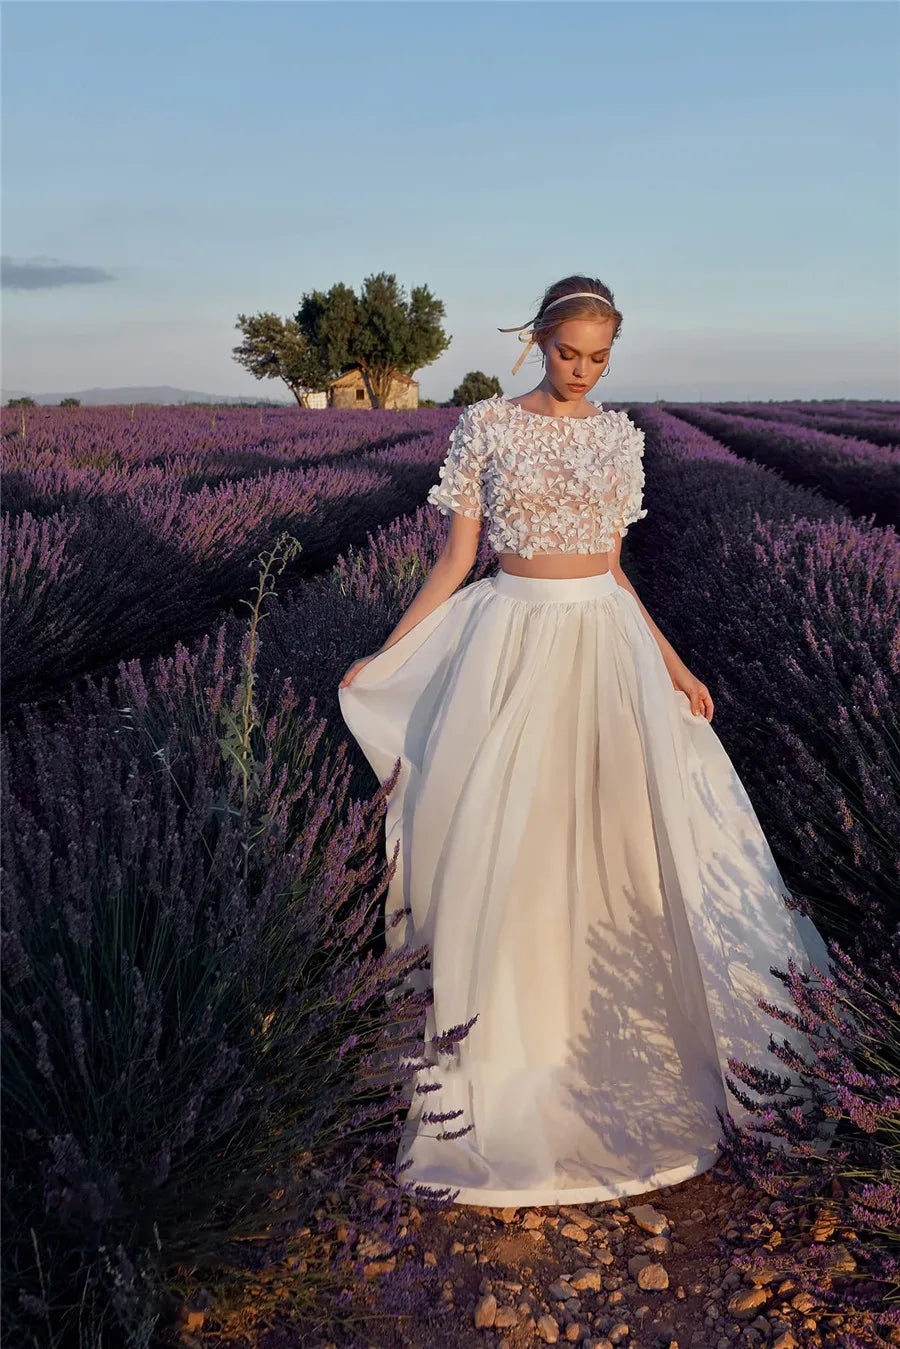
[{"x1": 569, "y1": 383, "x2": 586, "y2": 391}]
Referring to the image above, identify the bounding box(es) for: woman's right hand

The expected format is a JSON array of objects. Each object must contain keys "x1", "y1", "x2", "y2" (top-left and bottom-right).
[{"x1": 339, "y1": 652, "x2": 381, "y2": 690}]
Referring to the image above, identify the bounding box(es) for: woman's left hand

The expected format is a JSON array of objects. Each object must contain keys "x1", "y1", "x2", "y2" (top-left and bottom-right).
[{"x1": 671, "y1": 667, "x2": 714, "y2": 721}]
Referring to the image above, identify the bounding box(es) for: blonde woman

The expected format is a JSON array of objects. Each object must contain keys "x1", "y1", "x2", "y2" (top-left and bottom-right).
[{"x1": 338, "y1": 275, "x2": 831, "y2": 1208}]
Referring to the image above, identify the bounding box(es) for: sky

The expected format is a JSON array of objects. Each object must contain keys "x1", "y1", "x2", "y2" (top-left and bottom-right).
[{"x1": 2, "y1": 0, "x2": 898, "y2": 404}]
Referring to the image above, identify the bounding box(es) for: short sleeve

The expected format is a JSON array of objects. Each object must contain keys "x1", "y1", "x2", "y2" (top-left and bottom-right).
[
  {"x1": 611, "y1": 414, "x2": 648, "y2": 537},
  {"x1": 426, "y1": 403, "x2": 489, "y2": 520}
]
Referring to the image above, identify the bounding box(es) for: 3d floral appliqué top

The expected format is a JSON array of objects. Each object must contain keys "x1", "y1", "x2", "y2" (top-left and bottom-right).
[{"x1": 425, "y1": 394, "x2": 648, "y2": 559}]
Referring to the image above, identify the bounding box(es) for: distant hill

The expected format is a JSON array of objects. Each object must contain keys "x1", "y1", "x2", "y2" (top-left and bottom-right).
[{"x1": 1, "y1": 385, "x2": 293, "y2": 407}]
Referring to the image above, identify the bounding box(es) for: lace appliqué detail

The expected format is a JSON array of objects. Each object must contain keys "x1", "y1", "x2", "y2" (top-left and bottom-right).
[{"x1": 426, "y1": 395, "x2": 647, "y2": 560}]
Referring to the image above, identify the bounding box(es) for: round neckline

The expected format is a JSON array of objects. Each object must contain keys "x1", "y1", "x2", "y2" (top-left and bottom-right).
[{"x1": 501, "y1": 393, "x2": 605, "y2": 422}]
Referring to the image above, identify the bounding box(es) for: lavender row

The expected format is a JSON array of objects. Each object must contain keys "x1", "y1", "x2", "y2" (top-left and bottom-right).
[
  {"x1": 703, "y1": 401, "x2": 900, "y2": 449},
  {"x1": 625, "y1": 406, "x2": 898, "y2": 939},
  {"x1": 661, "y1": 404, "x2": 900, "y2": 526},
  {"x1": 0, "y1": 414, "x2": 468, "y2": 713}
]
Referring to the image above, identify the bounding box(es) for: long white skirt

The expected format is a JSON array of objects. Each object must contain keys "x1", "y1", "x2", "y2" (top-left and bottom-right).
[{"x1": 337, "y1": 568, "x2": 832, "y2": 1207}]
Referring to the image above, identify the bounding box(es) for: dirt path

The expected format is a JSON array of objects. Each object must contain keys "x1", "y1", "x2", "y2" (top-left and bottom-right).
[{"x1": 184, "y1": 1154, "x2": 884, "y2": 1349}]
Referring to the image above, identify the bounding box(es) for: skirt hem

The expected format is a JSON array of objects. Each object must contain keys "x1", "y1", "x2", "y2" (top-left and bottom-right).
[{"x1": 400, "y1": 1146, "x2": 722, "y2": 1208}]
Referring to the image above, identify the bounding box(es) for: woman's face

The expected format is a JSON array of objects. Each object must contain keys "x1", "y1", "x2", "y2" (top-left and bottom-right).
[{"x1": 540, "y1": 317, "x2": 616, "y2": 399}]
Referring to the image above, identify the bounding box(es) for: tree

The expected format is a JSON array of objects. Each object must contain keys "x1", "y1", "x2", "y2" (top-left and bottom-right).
[
  {"x1": 234, "y1": 274, "x2": 452, "y2": 410},
  {"x1": 6, "y1": 397, "x2": 36, "y2": 409},
  {"x1": 231, "y1": 313, "x2": 326, "y2": 408},
  {"x1": 60, "y1": 397, "x2": 80, "y2": 407},
  {"x1": 450, "y1": 371, "x2": 503, "y2": 407},
  {"x1": 301, "y1": 272, "x2": 449, "y2": 409}
]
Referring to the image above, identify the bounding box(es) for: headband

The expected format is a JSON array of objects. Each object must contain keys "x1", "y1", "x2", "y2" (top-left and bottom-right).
[{"x1": 498, "y1": 291, "x2": 615, "y2": 375}]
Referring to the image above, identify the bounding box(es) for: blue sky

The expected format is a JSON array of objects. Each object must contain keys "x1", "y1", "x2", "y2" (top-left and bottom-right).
[{"x1": 3, "y1": 0, "x2": 898, "y2": 403}]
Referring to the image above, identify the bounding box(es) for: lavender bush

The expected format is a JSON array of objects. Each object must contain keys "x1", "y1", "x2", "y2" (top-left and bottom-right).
[
  {"x1": 627, "y1": 407, "x2": 899, "y2": 943},
  {"x1": 1, "y1": 533, "x2": 470, "y2": 1347},
  {"x1": 718, "y1": 905, "x2": 899, "y2": 1326}
]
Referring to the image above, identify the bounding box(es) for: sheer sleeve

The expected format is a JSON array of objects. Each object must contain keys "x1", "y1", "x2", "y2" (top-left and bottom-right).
[
  {"x1": 609, "y1": 414, "x2": 648, "y2": 538},
  {"x1": 426, "y1": 403, "x2": 489, "y2": 521}
]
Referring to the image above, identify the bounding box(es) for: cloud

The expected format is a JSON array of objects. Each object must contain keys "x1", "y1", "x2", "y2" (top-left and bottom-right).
[{"x1": 1, "y1": 256, "x2": 116, "y2": 291}]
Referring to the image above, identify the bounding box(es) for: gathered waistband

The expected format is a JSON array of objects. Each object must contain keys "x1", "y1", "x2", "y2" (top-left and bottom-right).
[{"x1": 491, "y1": 569, "x2": 621, "y2": 603}]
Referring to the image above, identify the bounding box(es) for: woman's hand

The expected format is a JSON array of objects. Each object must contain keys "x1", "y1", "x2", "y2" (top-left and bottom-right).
[
  {"x1": 339, "y1": 653, "x2": 380, "y2": 690},
  {"x1": 670, "y1": 664, "x2": 714, "y2": 721}
]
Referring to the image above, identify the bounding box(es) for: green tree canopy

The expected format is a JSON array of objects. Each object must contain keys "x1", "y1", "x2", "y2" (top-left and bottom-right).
[{"x1": 233, "y1": 273, "x2": 452, "y2": 409}]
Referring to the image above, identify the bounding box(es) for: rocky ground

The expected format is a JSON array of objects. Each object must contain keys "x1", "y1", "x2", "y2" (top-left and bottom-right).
[{"x1": 177, "y1": 1154, "x2": 892, "y2": 1349}]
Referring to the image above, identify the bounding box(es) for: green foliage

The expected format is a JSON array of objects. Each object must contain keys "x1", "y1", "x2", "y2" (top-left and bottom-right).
[{"x1": 451, "y1": 371, "x2": 504, "y2": 406}]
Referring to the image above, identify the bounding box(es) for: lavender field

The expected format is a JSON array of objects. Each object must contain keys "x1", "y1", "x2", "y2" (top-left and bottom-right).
[{"x1": 2, "y1": 401, "x2": 899, "y2": 1347}]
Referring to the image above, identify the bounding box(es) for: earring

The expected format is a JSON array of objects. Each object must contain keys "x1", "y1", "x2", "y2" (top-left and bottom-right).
[{"x1": 600, "y1": 366, "x2": 611, "y2": 378}]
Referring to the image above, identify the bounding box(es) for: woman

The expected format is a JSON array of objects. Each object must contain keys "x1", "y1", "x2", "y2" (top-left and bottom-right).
[{"x1": 337, "y1": 276, "x2": 832, "y2": 1207}]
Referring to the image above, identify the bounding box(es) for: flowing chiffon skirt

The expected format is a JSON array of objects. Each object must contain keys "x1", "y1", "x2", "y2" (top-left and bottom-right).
[{"x1": 337, "y1": 568, "x2": 833, "y2": 1207}]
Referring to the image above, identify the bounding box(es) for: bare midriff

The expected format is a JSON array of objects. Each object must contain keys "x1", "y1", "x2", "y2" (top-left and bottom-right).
[{"x1": 498, "y1": 551, "x2": 611, "y2": 578}]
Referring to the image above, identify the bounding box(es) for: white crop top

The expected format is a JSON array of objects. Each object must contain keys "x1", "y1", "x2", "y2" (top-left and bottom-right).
[{"x1": 425, "y1": 394, "x2": 647, "y2": 559}]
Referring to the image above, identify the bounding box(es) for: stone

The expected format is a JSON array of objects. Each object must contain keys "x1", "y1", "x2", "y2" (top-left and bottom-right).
[
  {"x1": 362, "y1": 1257, "x2": 396, "y2": 1277},
  {"x1": 771, "y1": 1336, "x2": 797, "y2": 1349},
  {"x1": 537, "y1": 1313, "x2": 561, "y2": 1343},
  {"x1": 609, "y1": 1322, "x2": 630, "y2": 1344},
  {"x1": 550, "y1": 1282, "x2": 576, "y2": 1301},
  {"x1": 626, "y1": 1205, "x2": 669, "y2": 1235},
  {"x1": 744, "y1": 1268, "x2": 778, "y2": 1287},
  {"x1": 565, "y1": 1326, "x2": 582, "y2": 1343},
  {"x1": 473, "y1": 1293, "x2": 497, "y2": 1328},
  {"x1": 571, "y1": 1268, "x2": 606, "y2": 1292},
  {"x1": 789, "y1": 1293, "x2": 815, "y2": 1314},
  {"x1": 561, "y1": 1223, "x2": 591, "y2": 1241},
  {"x1": 726, "y1": 1289, "x2": 769, "y2": 1319},
  {"x1": 560, "y1": 1207, "x2": 598, "y2": 1230},
  {"x1": 642, "y1": 1236, "x2": 672, "y2": 1256},
  {"x1": 628, "y1": 1255, "x2": 652, "y2": 1277},
  {"x1": 494, "y1": 1306, "x2": 520, "y2": 1329},
  {"x1": 523, "y1": 1210, "x2": 545, "y2": 1229},
  {"x1": 637, "y1": 1264, "x2": 669, "y2": 1292}
]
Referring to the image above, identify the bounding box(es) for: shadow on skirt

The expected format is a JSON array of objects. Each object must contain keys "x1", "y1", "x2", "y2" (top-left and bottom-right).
[{"x1": 337, "y1": 567, "x2": 834, "y2": 1207}]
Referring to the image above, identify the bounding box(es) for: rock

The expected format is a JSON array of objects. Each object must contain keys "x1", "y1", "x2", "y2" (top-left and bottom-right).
[
  {"x1": 608, "y1": 1322, "x2": 631, "y2": 1344},
  {"x1": 561, "y1": 1223, "x2": 591, "y2": 1241},
  {"x1": 744, "y1": 1268, "x2": 778, "y2": 1287},
  {"x1": 826, "y1": 1243, "x2": 857, "y2": 1274},
  {"x1": 594, "y1": 1246, "x2": 615, "y2": 1265},
  {"x1": 637, "y1": 1264, "x2": 669, "y2": 1292},
  {"x1": 571, "y1": 1268, "x2": 605, "y2": 1292},
  {"x1": 449, "y1": 1239, "x2": 465, "y2": 1255},
  {"x1": 642, "y1": 1236, "x2": 672, "y2": 1256},
  {"x1": 809, "y1": 1208, "x2": 838, "y2": 1241},
  {"x1": 560, "y1": 1206, "x2": 597, "y2": 1230},
  {"x1": 725, "y1": 1288, "x2": 769, "y2": 1319},
  {"x1": 565, "y1": 1326, "x2": 582, "y2": 1343},
  {"x1": 423, "y1": 1249, "x2": 437, "y2": 1267},
  {"x1": 537, "y1": 1313, "x2": 561, "y2": 1343},
  {"x1": 771, "y1": 1336, "x2": 797, "y2": 1349},
  {"x1": 473, "y1": 1293, "x2": 497, "y2": 1328},
  {"x1": 494, "y1": 1306, "x2": 520, "y2": 1328},
  {"x1": 626, "y1": 1204, "x2": 669, "y2": 1235},
  {"x1": 523, "y1": 1210, "x2": 545, "y2": 1229},
  {"x1": 790, "y1": 1292, "x2": 815, "y2": 1314},
  {"x1": 362, "y1": 1257, "x2": 396, "y2": 1277},
  {"x1": 628, "y1": 1255, "x2": 652, "y2": 1277},
  {"x1": 549, "y1": 1282, "x2": 576, "y2": 1301},
  {"x1": 494, "y1": 1206, "x2": 520, "y2": 1224}
]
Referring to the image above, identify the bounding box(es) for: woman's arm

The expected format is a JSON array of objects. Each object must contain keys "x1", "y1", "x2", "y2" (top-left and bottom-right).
[{"x1": 373, "y1": 515, "x2": 481, "y2": 655}]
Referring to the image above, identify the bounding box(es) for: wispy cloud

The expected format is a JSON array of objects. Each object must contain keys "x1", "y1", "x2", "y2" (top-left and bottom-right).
[{"x1": 1, "y1": 256, "x2": 115, "y2": 291}]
